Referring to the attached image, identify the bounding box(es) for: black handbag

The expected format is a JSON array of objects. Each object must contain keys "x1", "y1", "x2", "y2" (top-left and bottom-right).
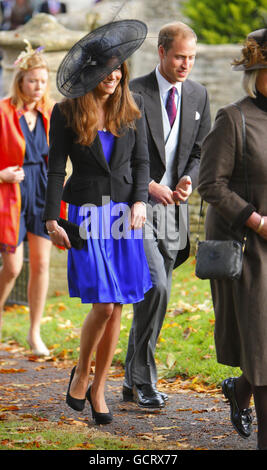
[
  {"x1": 195, "y1": 229, "x2": 244, "y2": 281},
  {"x1": 45, "y1": 218, "x2": 85, "y2": 250},
  {"x1": 57, "y1": 218, "x2": 85, "y2": 250},
  {"x1": 195, "y1": 104, "x2": 248, "y2": 281}
]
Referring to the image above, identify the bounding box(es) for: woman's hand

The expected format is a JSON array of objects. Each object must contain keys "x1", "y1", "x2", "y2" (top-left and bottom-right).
[
  {"x1": 46, "y1": 220, "x2": 72, "y2": 249},
  {"x1": 0, "y1": 166, "x2": 25, "y2": 183},
  {"x1": 246, "y1": 212, "x2": 267, "y2": 240},
  {"x1": 257, "y1": 216, "x2": 267, "y2": 241},
  {"x1": 130, "y1": 202, "x2": 147, "y2": 230}
]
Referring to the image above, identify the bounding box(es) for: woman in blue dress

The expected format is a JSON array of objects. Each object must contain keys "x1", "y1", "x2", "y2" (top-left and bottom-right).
[{"x1": 44, "y1": 20, "x2": 152, "y2": 424}]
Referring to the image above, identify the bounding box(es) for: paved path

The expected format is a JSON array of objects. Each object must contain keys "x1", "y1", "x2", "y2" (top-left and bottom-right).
[{"x1": 0, "y1": 342, "x2": 259, "y2": 454}]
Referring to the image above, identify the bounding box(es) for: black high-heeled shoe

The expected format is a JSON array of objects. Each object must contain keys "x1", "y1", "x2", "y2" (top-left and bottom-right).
[
  {"x1": 86, "y1": 386, "x2": 113, "y2": 425},
  {"x1": 66, "y1": 366, "x2": 86, "y2": 412}
]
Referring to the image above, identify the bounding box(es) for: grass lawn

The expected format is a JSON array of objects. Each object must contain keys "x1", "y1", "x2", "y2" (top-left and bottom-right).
[{"x1": 2, "y1": 257, "x2": 240, "y2": 387}]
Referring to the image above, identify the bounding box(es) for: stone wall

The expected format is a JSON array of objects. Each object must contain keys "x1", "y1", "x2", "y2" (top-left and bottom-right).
[{"x1": 0, "y1": 14, "x2": 85, "y2": 101}]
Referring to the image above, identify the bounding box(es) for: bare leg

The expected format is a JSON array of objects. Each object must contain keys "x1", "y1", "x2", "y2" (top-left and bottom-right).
[
  {"x1": 26, "y1": 233, "x2": 51, "y2": 354},
  {"x1": 69, "y1": 303, "x2": 116, "y2": 403},
  {"x1": 91, "y1": 303, "x2": 122, "y2": 413},
  {"x1": 0, "y1": 244, "x2": 24, "y2": 340}
]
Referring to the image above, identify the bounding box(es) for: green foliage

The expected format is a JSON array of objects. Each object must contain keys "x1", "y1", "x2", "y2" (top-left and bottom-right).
[{"x1": 181, "y1": 0, "x2": 267, "y2": 44}]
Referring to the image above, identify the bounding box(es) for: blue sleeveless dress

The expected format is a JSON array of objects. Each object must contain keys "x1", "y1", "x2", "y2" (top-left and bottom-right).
[
  {"x1": 67, "y1": 131, "x2": 152, "y2": 304},
  {"x1": 18, "y1": 113, "x2": 50, "y2": 244}
]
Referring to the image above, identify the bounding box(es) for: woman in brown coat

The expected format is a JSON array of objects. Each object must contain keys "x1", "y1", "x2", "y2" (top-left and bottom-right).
[{"x1": 198, "y1": 29, "x2": 267, "y2": 449}]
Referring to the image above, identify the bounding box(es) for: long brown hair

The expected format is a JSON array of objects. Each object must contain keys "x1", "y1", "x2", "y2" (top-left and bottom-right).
[
  {"x1": 10, "y1": 53, "x2": 53, "y2": 113},
  {"x1": 59, "y1": 62, "x2": 141, "y2": 146}
]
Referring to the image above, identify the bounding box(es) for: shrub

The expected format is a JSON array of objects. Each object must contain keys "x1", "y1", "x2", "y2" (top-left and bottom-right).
[{"x1": 181, "y1": 0, "x2": 267, "y2": 44}]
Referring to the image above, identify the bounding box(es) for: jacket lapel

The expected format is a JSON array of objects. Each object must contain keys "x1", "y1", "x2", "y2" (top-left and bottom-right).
[
  {"x1": 143, "y1": 72, "x2": 166, "y2": 167},
  {"x1": 109, "y1": 133, "x2": 125, "y2": 169},
  {"x1": 176, "y1": 81, "x2": 196, "y2": 172},
  {"x1": 89, "y1": 133, "x2": 111, "y2": 173}
]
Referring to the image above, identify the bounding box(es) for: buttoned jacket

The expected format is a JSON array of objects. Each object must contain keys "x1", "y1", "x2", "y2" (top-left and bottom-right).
[
  {"x1": 130, "y1": 70, "x2": 211, "y2": 266},
  {"x1": 43, "y1": 94, "x2": 150, "y2": 220}
]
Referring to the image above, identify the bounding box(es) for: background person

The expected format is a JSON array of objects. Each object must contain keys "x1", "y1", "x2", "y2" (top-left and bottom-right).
[
  {"x1": 123, "y1": 21, "x2": 211, "y2": 409},
  {"x1": 43, "y1": 20, "x2": 152, "y2": 425},
  {"x1": 198, "y1": 28, "x2": 267, "y2": 449},
  {"x1": 9, "y1": 0, "x2": 33, "y2": 29},
  {"x1": 39, "y1": 0, "x2": 66, "y2": 15},
  {"x1": 0, "y1": 40, "x2": 54, "y2": 356},
  {"x1": 0, "y1": 0, "x2": 13, "y2": 30}
]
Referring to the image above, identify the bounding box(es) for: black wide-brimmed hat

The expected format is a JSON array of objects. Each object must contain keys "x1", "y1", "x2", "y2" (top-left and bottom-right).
[
  {"x1": 57, "y1": 19, "x2": 147, "y2": 98},
  {"x1": 232, "y1": 28, "x2": 267, "y2": 71}
]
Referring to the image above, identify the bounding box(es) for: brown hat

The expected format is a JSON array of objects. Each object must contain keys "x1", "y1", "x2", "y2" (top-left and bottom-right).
[{"x1": 232, "y1": 28, "x2": 267, "y2": 71}]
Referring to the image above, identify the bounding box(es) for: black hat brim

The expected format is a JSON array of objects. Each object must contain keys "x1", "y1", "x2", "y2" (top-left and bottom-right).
[{"x1": 57, "y1": 19, "x2": 147, "y2": 98}]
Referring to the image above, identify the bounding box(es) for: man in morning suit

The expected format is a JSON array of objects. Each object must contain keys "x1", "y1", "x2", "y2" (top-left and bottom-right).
[{"x1": 123, "y1": 22, "x2": 211, "y2": 408}]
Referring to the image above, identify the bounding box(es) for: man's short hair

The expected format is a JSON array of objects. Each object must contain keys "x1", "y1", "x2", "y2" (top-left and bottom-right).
[{"x1": 158, "y1": 22, "x2": 197, "y2": 52}]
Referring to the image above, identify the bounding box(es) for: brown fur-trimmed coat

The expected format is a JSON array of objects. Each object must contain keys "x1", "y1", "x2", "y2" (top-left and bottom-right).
[{"x1": 198, "y1": 96, "x2": 267, "y2": 386}]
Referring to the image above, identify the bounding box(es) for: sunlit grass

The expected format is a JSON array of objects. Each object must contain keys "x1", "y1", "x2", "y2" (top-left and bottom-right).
[
  {"x1": 0, "y1": 418, "x2": 140, "y2": 450},
  {"x1": 2, "y1": 257, "x2": 240, "y2": 386}
]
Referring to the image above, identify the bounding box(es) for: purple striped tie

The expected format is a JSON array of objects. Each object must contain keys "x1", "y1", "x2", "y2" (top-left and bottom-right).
[{"x1": 166, "y1": 86, "x2": 177, "y2": 127}]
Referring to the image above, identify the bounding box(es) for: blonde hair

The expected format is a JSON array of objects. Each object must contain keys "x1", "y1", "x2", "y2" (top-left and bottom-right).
[
  {"x1": 10, "y1": 51, "x2": 52, "y2": 113},
  {"x1": 158, "y1": 21, "x2": 197, "y2": 52},
  {"x1": 242, "y1": 70, "x2": 259, "y2": 98},
  {"x1": 59, "y1": 62, "x2": 141, "y2": 146}
]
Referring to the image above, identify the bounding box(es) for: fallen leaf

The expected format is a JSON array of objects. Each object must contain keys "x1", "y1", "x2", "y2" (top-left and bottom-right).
[
  {"x1": 166, "y1": 353, "x2": 176, "y2": 369},
  {"x1": 0, "y1": 406, "x2": 20, "y2": 411},
  {"x1": 153, "y1": 426, "x2": 181, "y2": 431},
  {"x1": 0, "y1": 368, "x2": 26, "y2": 374}
]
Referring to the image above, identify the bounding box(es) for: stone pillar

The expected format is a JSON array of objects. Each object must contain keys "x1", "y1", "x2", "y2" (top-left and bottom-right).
[{"x1": 0, "y1": 13, "x2": 85, "y2": 100}]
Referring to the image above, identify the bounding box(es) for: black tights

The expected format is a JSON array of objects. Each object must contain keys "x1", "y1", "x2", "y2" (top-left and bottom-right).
[{"x1": 235, "y1": 374, "x2": 267, "y2": 449}]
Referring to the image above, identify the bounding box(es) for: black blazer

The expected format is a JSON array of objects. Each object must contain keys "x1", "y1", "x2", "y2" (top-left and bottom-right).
[
  {"x1": 130, "y1": 71, "x2": 211, "y2": 267},
  {"x1": 43, "y1": 94, "x2": 149, "y2": 221}
]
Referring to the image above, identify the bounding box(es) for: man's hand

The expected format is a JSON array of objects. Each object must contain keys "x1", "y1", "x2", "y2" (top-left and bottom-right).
[
  {"x1": 172, "y1": 176, "x2": 192, "y2": 203},
  {"x1": 149, "y1": 181, "x2": 175, "y2": 205}
]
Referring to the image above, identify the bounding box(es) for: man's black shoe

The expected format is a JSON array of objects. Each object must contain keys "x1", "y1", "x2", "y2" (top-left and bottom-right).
[
  {"x1": 159, "y1": 390, "x2": 169, "y2": 402},
  {"x1": 132, "y1": 384, "x2": 165, "y2": 408},
  {"x1": 122, "y1": 384, "x2": 168, "y2": 404},
  {"x1": 222, "y1": 377, "x2": 253, "y2": 439}
]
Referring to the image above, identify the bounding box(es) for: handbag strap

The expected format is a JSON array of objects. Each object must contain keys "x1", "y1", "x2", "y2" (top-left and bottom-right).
[{"x1": 197, "y1": 103, "x2": 249, "y2": 251}]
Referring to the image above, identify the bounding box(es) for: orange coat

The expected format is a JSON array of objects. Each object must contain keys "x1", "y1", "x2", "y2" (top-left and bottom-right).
[{"x1": 0, "y1": 98, "x2": 52, "y2": 252}]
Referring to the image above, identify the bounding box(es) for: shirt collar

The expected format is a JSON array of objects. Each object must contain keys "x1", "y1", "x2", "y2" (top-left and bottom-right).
[
  {"x1": 155, "y1": 65, "x2": 182, "y2": 98},
  {"x1": 15, "y1": 103, "x2": 48, "y2": 120}
]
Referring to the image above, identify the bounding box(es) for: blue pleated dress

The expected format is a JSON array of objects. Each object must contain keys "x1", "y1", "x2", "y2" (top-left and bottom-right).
[{"x1": 67, "y1": 131, "x2": 152, "y2": 304}]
